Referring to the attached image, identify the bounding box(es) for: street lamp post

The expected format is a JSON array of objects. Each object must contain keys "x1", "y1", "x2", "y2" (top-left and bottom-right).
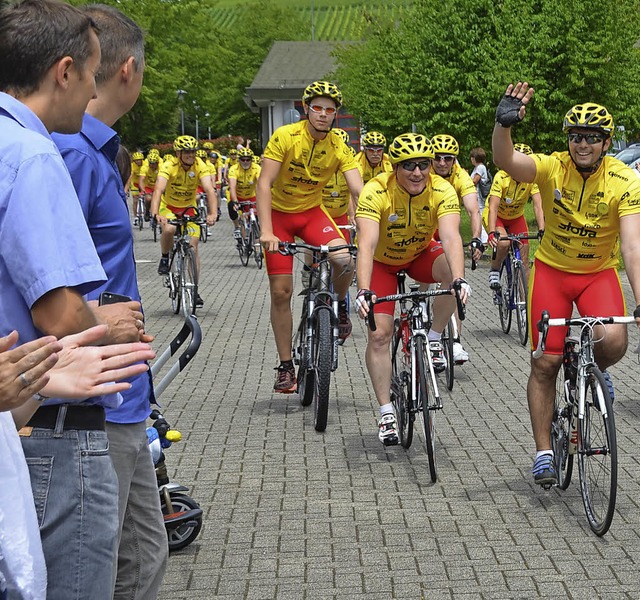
[
  {"x1": 205, "y1": 112, "x2": 211, "y2": 139},
  {"x1": 193, "y1": 101, "x2": 200, "y2": 140},
  {"x1": 176, "y1": 89, "x2": 187, "y2": 135}
]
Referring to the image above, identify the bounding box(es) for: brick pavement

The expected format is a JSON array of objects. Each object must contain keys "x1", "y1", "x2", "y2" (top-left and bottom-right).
[{"x1": 134, "y1": 219, "x2": 640, "y2": 599}]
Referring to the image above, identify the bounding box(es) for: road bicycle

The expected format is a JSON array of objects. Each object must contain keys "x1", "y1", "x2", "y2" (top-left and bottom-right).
[
  {"x1": 493, "y1": 232, "x2": 538, "y2": 346},
  {"x1": 133, "y1": 192, "x2": 145, "y2": 231},
  {"x1": 280, "y1": 240, "x2": 357, "y2": 432},
  {"x1": 237, "y1": 201, "x2": 263, "y2": 269},
  {"x1": 163, "y1": 208, "x2": 202, "y2": 318},
  {"x1": 534, "y1": 310, "x2": 636, "y2": 536},
  {"x1": 365, "y1": 275, "x2": 465, "y2": 481},
  {"x1": 197, "y1": 192, "x2": 209, "y2": 243}
]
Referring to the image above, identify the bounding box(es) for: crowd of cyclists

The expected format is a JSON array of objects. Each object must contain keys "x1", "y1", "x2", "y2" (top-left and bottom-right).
[{"x1": 3, "y1": 0, "x2": 640, "y2": 596}]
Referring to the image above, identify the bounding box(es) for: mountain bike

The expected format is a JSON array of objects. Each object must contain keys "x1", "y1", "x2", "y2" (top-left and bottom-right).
[
  {"x1": 237, "y1": 201, "x2": 263, "y2": 269},
  {"x1": 280, "y1": 240, "x2": 357, "y2": 432},
  {"x1": 163, "y1": 208, "x2": 202, "y2": 318},
  {"x1": 493, "y1": 232, "x2": 538, "y2": 346},
  {"x1": 365, "y1": 275, "x2": 465, "y2": 482},
  {"x1": 534, "y1": 310, "x2": 636, "y2": 536}
]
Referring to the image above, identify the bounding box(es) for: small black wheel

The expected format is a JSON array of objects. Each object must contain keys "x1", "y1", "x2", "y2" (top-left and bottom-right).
[
  {"x1": 313, "y1": 307, "x2": 332, "y2": 432},
  {"x1": 514, "y1": 263, "x2": 528, "y2": 346},
  {"x1": 498, "y1": 261, "x2": 512, "y2": 334},
  {"x1": 161, "y1": 494, "x2": 203, "y2": 552}
]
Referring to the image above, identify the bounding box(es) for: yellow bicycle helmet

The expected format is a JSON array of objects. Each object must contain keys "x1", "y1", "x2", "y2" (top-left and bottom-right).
[
  {"x1": 333, "y1": 128, "x2": 350, "y2": 145},
  {"x1": 147, "y1": 149, "x2": 161, "y2": 163},
  {"x1": 302, "y1": 80, "x2": 343, "y2": 108},
  {"x1": 362, "y1": 131, "x2": 387, "y2": 148},
  {"x1": 202, "y1": 142, "x2": 214, "y2": 150},
  {"x1": 229, "y1": 148, "x2": 238, "y2": 157},
  {"x1": 431, "y1": 134, "x2": 459, "y2": 156},
  {"x1": 131, "y1": 151, "x2": 144, "y2": 160},
  {"x1": 237, "y1": 147, "x2": 254, "y2": 159},
  {"x1": 388, "y1": 133, "x2": 434, "y2": 164},
  {"x1": 173, "y1": 135, "x2": 198, "y2": 152},
  {"x1": 513, "y1": 143, "x2": 533, "y2": 155},
  {"x1": 562, "y1": 103, "x2": 614, "y2": 135},
  {"x1": 196, "y1": 149, "x2": 207, "y2": 159}
]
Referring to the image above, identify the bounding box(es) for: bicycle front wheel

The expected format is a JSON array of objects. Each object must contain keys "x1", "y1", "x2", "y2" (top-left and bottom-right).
[
  {"x1": 391, "y1": 319, "x2": 412, "y2": 448},
  {"x1": 180, "y1": 247, "x2": 198, "y2": 317},
  {"x1": 498, "y1": 261, "x2": 512, "y2": 334},
  {"x1": 238, "y1": 230, "x2": 250, "y2": 266},
  {"x1": 137, "y1": 197, "x2": 144, "y2": 231},
  {"x1": 578, "y1": 367, "x2": 617, "y2": 536},
  {"x1": 313, "y1": 307, "x2": 332, "y2": 432},
  {"x1": 514, "y1": 263, "x2": 528, "y2": 346},
  {"x1": 252, "y1": 221, "x2": 263, "y2": 269},
  {"x1": 415, "y1": 337, "x2": 437, "y2": 482},
  {"x1": 552, "y1": 370, "x2": 574, "y2": 490},
  {"x1": 170, "y1": 255, "x2": 181, "y2": 314},
  {"x1": 442, "y1": 317, "x2": 454, "y2": 391},
  {"x1": 296, "y1": 299, "x2": 315, "y2": 407}
]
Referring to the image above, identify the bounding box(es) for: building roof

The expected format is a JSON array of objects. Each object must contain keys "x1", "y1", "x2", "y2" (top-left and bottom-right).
[{"x1": 245, "y1": 41, "x2": 344, "y2": 108}]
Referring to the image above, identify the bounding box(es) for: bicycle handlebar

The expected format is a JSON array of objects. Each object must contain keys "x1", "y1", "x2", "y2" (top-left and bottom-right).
[
  {"x1": 166, "y1": 207, "x2": 203, "y2": 227},
  {"x1": 278, "y1": 241, "x2": 357, "y2": 256},
  {"x1": 532, "y1": 310, "x2": 636, "y2": 359}
]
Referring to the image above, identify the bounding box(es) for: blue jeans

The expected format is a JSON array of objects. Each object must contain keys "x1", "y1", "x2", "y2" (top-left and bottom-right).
[{"x1": 21, "y1": 425, "x2": 119, "y2": 600}]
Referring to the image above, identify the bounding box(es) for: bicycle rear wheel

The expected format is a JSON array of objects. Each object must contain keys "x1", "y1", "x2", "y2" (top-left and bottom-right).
[
  {"x1": 313, "y1": 307, "x2": 332, "y2": 432},
  {"x1": 137, "y1": 197, "x2": 144, "y2": 231},
  {"x1": 578, "y1": 367, "x2": 617, "y2": 536},
  {"x1": 252, "y1": 221, "x2": 263, "y2": 269},
  {"x1": 415, "y1": 337, "x2": 437, "y2": 482},
  {"x1": 551, "y1": 370, "x2": 574, "y2": 490},
  {"x1": 170, "y1": 254, "x2": 181, "y2": 314},
  {"x1": 180, "y1": 246, "x2": 198, "y2": 317},
  {"x1": 514, "y1": 263, "x2": 528, "y2": 346},
  {"x1": 391, "y1": 319, "x2": 412, "y2": 448},
  {"x1": 442, "y1": 317, "x2": 454, "y2": 391},
  {"x1": 498, "y1": 261, "x2": 512, "y2": 334}
]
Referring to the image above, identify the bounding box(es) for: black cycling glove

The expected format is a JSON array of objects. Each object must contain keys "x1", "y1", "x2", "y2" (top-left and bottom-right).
[{"x1": 495, "y1": 94, "x2": 525, "y2": 127}]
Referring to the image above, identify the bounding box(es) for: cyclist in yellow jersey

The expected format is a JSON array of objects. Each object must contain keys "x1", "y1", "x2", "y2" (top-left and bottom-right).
[
  {"x1": 138, "y1": 149, "x2": 161, "y2": 222},
  {"x1": 485, "y1": 143, "x2": 544, "y2": 290},
  {"x1": 493, "y1": 82, "x2": 640, "y2": 487},
  {"x1": 322, "y1": 128, "x2": 357, "y2": 226},
  {"x1": 229, "y1": 147, "x2": 261, "y2": 241},
  {"x1": 151, "y1": 135, "x2": 218, "y2": 307},
  {"x1": 129, "y1": 150, "x2": 144, "y2": 225},
  {"x1": 257, "y1": 80, "x2": 363, "y2": 393},
  {"x1": 355, "y1": 131, "x2": 393, "y2": 183},
  {"x1": 354, "y1": 133, "x2": 471, "y2": 446},
  {"x1": 430, "y1": 134, "x2": 484, "y2": 364}
]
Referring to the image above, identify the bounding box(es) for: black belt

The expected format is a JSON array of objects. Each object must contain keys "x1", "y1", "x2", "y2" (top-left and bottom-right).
[{"x1": 27, "y1": 405, "x2": 106, "y2": 431}]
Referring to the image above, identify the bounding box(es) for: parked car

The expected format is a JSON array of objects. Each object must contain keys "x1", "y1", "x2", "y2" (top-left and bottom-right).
[{"x1": 614, "y1": 143, "x2": 640, "y2": 165}]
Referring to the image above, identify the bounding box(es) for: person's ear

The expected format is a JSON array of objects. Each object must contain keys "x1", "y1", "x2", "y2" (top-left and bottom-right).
[{"x1": 54, "y1": 56, "x2": 74, "y2": 88}]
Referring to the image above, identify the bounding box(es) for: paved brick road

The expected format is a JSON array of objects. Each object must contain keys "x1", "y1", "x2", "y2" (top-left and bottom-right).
[{"x1": 134, "y1": 218, "x2": 640, "y2": 599}]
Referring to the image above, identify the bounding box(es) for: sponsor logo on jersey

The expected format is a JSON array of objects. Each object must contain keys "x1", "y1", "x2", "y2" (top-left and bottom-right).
[
  {"x1": 558, "y1": 222, "x2": 597, "y2": 237},
  {"x1": 291, "y1": 175, "x2": 318, "y2": 185},
  {"x1": 576, "y1": 252, "x2": 601, "y2": 259},
  {"x1": 322, "y1": 226, "x2": 334, "y2": 233},
  {"x1": 554, "y1": 197, "x2": 573, "y2": 215},
  {"x1": 561, "y1": 188, "x2": 575, "y2": 202},
  {"x1": 396, "y1": 235, "x2": 426, "y2": 247},
  {"x1": 608, "y1": 170, "x2": 628, "y2": 181},
  {"x1": 581, "y1": 239, "x2": 596, "y2": 248},
  {"x1": 551, "y1": 239, "x2": 566, "y2": 254},
  {"x1": 556, "y1": 235, "x2": 571, "y2": 245}
]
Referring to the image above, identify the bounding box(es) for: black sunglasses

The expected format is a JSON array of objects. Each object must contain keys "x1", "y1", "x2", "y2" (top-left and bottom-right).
[
  {"x1": 400, "y1": 160, "x2": 430, "y2": 172},
  {"x1": 568, "y1": 132, "x2": 605, "y2": 145}
]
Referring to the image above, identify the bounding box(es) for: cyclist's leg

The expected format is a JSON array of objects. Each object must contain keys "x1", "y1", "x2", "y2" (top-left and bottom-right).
[
  {"x1": 157, "y1": 205, "x2": 176, "y2": 274},
  {"x1": 507, "y1": 215, "x2": 529, "y2": 275},
  {"x1": 489, "y1": 218, "x2": 509, "y2": 288}
]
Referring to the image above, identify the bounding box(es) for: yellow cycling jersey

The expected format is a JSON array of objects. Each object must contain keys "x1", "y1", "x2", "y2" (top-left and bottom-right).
[
  {"x1": 322, "y1": 170, "x2": 350, "y2": 218},
  {"x1": 355, "y1": 151, "x2": 393, "y2": 183},
  {"x1": 356, "y1": 171, "x2": 460, "y2": 265},
  {"x1": 532, "y1": 152, "x2": 640, "y2": 273},
  {"x1": 264, "y1": 121, "x2": 359, "y2": 213},
  {"x1": 442, "y1": 162, "x2": 477, "y2": 203},
  {"x1": 482, "y1": 170, "x2": 540, "y2": 221},
  {"x1": 158, "y1": 156, "x2": 212, "y2": 208},
  {"x1": 228, "y1": 162, "x2": 261, "y2": 200},
  {"x1": 139, "y1": 161, "x2": 160, "y2": 188},
  {"x1": 129, "y1": 160, "x2": 143, "y2": 191}
]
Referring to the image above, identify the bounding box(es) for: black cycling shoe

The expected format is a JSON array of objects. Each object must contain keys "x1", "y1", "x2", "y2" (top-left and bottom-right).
[
  {"x1": 157, "y1": 257, "x2": 170, "y2": 275},
  {"x1": 195, "y1": 294, "x2": 204, "y2": 308}
]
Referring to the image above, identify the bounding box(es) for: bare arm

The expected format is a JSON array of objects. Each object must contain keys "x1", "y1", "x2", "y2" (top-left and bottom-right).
[
  {"x1": 461, "y1": 192, "x2": 482, "y2": 239},
  {"x1": 150, "y1": 175, "x2": 168, "y2": 217},
  {"x1": 620, "y1": 213, "x2": 640, "y2": 309},
  {"x1": 200, "y1": 175, "x2": 218, "y2": 225},
  {"x1": 229, "y1": 177, "x2": 238, "y2": 204},
  {"x1": 354, "y1": 216, "x2": 380, "y2": 317},
  {"x1": 256, "y1": 158, "x2": 282, "y2": 253},
  {"x1": 437, "y1": 213, "x2": 465, "y2": 282},
  {"x1": 532, "y1": 191, "x2": 545, "y2": 231},
  {"x1": 343, "y1": 168, "x2": 364, "y2": 209},
  {"x1": 487, "y1": 194, "x2": 501, "y2": 237},
  {"x1": 31, "y1": 287, "x2": 98, "y2": 338}
]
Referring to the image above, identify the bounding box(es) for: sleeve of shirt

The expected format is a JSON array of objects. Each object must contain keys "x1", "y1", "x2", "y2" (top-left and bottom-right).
[
  {"x1": 228, "y1": 164, "x2": 239, "y2": 180},
  {"x1": 531, "y1": 183, "x2": 541, "y2": 195},
  {"x1": 490, "y1": 170, "x2": 506, "y2": 196},
  {"x1": 618, "y1": 170, "x2": 640, "y2": 217},
  {"x1": 264, "y1": 127, "x2": 287, "y2": 163},
  {"x1": 57, "y1": 145, "x2": 99, "y2": 222},
  {"x1": 457, "y1": 168, "x2": 477, "y2": 197},
  {"x1": 355, "y1": 179, "x2": 384, "y2": 223},
  {"x1": 532, "y1": 153, "x2": 555, "y2": 185},
  {"x1": 5, "y1": 152, "x2": 105, "y2": 307},
  {"x1": 435, "y1": 179, "x2": 462, "y2": 218},
  {"x1": 338, "y1": 144, "x2": 359, "y2": 174}
]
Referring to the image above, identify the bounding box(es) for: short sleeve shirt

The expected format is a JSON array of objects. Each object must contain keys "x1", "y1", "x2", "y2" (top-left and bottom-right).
[
  {"x1": 158, "y1": 156, "x2": 212, "y2": 208},
  {"x1": 228, "y1": 162, "x2": 261, "y2": 199},
  {"x1": 443, "y1": 161, "x2": 477, "y2": 204},
  {"x1": 485, "y1": 170, "x2": 540, "y2": 220}
]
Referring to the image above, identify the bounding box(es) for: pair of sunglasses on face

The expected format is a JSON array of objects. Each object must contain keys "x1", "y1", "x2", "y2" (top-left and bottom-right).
[
  {"x1": 308, "y1": 104, "x2": 337, "y2": 115},
  {"x1": 568, "y1": 132, "x2": 605, "y2": 145}
]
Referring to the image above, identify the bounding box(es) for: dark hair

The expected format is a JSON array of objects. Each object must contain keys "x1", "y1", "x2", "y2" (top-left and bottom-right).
[
  {"x1": 0, "y1": 0, "x2": 97, "y2": 96},
  {"x1": 82, "y1": 4, "x2": 144, "y2": 85},
  {"x1": 115, "y1": 144, "x2": 132, "y2": 188},
  {"x1": 470, "y1": 147, "x2": 487, "y2": 163}
]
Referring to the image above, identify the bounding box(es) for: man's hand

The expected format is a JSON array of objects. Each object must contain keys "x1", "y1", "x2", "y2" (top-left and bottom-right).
[
  {"x1": 495, "y1": 82, "x2": 535, "y2": 127},
  {"x1": 92, "y1": 301, "x2": 146, "y2": 344},
  {"x1": 450, "y1": 278, "x2": 472, "y2": 305},
  {"x1": 355, "y1": 288, "x2": 376, "y2": 319},
  {"x1": 206, "y1": 213, "x2": 215, "y2": 226},
  {"x1": 261, "y1": 231, "x2": 281, "y2": 254},
  {"x1": 487, "y1": 231, "x2": 499, "y2": 249},
  {"x1": 468, "y1": 237, "x2": 484, "y2": 262}
]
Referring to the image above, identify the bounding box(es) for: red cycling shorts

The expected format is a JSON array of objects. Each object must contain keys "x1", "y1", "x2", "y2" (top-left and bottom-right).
[
  {"x1": 496, "y1": 214, "x2": 528, "y2": 237},
  {"x1": 265, "y1": 205, "x2": 344, "y2": 275},
  {"x1": 528, "y1": 259, "x2": 626, "y2": 353},
  {"x1": 371, "y1": 239, "x2": 445, "y2": 316}
]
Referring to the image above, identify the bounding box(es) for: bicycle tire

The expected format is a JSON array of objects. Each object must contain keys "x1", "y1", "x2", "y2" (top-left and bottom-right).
[
  {"x1": 313, "y1": 307, "x2": 332, "y2": 432},
  {"x1": 170, "y1": 254, "x2": 181, "y2": 314},
  {"x1": 578, "y1": 367, "x2": 617, "y2": 536},
  {"x1": 252, "y1": 221, "x2": 263, "y2": 269},
  {"x1": 442, "y1": 317, "x2": 455, "y2": 391},
  {"x1": 514, "y1": 263, "x2": 528, "y2": 346},
  {"x1": 199, "y1": 221, "x2": 208, "y2": 243},
  {"x1": 296, "y1": 297, "x2": 314, "y2": 407},
  {"x1": 180, "y1": 246, "x2": 198, "y2": 317},
  {"x1": 238, "y1": 228, "x2": 249, "y2": 267},
  {"x1": 498, "y1": 260, "x2": 512, "y2": 334},
  {"x1": 415, "y1": 337, "x2": 437, "y2": 481},
  {"x1": 391, "y1": 318, "x2": 412, "y2": 448},
  {"x1": 551, "y1": 369, "x2": 574, "y2": 490}
]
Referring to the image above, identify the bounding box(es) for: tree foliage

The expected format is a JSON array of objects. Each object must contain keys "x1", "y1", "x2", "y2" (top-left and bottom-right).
[{"x1": 335, "y1": 0, "x2": 640, "y2": 162}]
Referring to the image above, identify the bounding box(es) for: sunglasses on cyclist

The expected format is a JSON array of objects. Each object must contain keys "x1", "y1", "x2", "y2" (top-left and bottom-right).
[
  {"x1": 308, "y1": 104, "x2": 337, "y2": 115},
  {"x1": 400, "y1": 160, "x2": 430, "y2": 172},
  {"x1": 433, "y1": 155, "x2": 455, "y2": 164},
  {"x1": 567, "y1": 132, "x2": 605, "y2": 145},
  {"x1": 239, "y1": 157, "x2": 252, "y2": 162},
  {"x1": 365, "y1": 146, "x2": 384, "y2": 152}
]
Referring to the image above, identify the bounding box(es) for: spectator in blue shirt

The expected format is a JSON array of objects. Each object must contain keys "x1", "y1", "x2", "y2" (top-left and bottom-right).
[{"x1": 52, "y1": 5, "x2": 168, "y2": 599}]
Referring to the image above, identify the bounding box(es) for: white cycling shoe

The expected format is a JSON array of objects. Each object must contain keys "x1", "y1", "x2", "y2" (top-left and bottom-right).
[{"x1": 452, "y1": 342, "x2": 469, "y2": 364}]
